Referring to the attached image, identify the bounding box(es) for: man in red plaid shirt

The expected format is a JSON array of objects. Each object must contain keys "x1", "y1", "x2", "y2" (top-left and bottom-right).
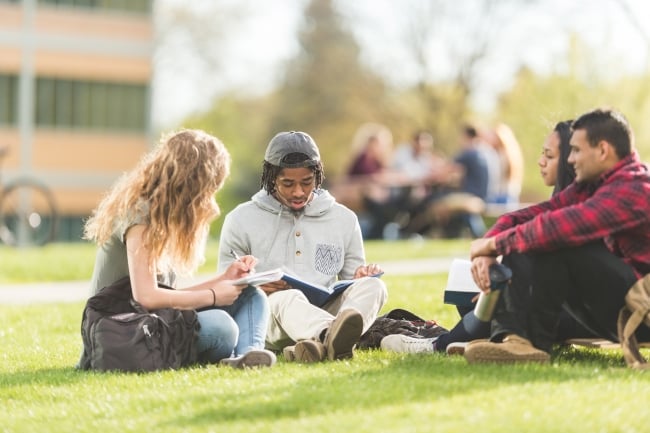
[{"x1": 464, "y1": 108, "x2": 650, "y2": 363}]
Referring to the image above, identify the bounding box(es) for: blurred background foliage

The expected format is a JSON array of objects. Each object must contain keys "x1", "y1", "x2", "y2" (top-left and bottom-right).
[{"x1": 168, "y1": 0, "x2": 650, "y2": 234}]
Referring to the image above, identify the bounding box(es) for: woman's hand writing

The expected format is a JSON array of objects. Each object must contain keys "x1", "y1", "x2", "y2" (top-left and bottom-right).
[{"x1": 223, "y1": 254, "x2": 258, "y2": 280}]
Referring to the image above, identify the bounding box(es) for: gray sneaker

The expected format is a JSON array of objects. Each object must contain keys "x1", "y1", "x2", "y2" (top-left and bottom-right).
[
  {"x1": 324, "y1": 309, "x2": 364, "y2": 361},
  {"x1": 220, "y1": 349, "x2": 277, "y2": 368},
  {"x1": 380, "y1": 334, "x2": 437, "y2": 353}
]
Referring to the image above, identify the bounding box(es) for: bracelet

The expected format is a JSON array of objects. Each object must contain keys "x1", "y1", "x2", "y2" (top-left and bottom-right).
[{"x1": 209, "y1": 288, "x2": 216, "y2": 306}]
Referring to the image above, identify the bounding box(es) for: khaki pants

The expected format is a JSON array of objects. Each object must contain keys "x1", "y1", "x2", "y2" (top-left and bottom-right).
[{"x1": 265, "y1": 277, "x2": 388, "y2": 351}]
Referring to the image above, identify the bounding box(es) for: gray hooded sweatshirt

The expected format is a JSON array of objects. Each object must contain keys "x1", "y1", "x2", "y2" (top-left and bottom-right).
[{"x1": 217, "y1": 188, "x2": 366, "y2": 287}]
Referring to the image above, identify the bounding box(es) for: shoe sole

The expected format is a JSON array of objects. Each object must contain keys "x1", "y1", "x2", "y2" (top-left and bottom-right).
[
  {"x1": 227, "y1": 350, "x2": 276, "y2": 368},
  {"x1": 445, "y1": 342, "x2": 468, "y2": 356},
  {"x1": 379, "y1": 334, "x2": 434, "y2": 353},
  {"x1": 294, "y1": 340, "x2": 326, "y2": 363},
  {"x1": 327, "y1": 310, "x2": 364, "y2": 361},
  {"x1": 464, "y1": 344, "x2": 549, "y2": 364}
]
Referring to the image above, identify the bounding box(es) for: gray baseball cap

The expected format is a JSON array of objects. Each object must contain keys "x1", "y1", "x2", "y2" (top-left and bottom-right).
[{"x1": 264, "y1": 131, "x2": 321, "y2": 168}]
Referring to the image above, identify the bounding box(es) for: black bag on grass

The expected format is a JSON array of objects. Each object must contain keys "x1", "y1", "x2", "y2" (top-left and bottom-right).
[{"x1": 79, "y1": 276, "x2": 200, "y2": 372}]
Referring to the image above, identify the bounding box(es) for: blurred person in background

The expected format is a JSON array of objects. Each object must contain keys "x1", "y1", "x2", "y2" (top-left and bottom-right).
[
  {"x1": 485, "y1": 123, "x2": 525, "y2": 205},
  {"x1": 343, "y1": 123, "x2": 408, "y2": 239},
  {"x1": 426, "y1": 124, "x2": 490, "y2": 239},
  {"x1": 391, "y1": 130, "x2": 463, "y2": 238},
  {"x1": 391, "y1": 130, "x2": 457, "y2": 204},
  {"x1": 343, "y1": 126, "x2": 467, "y2": 240}
]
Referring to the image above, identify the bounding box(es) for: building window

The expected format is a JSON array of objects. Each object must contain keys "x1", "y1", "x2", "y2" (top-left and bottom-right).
[
  {"x1": 35, "y1": 77, "x2": 149, "y2": 132},
  {"x1": 35, "y1": 77, "x2": 55, "y2": 126},
  {"x1": 55, "y1": 79, "x2": 74, "y2": 127},
  {"x1": 37, "y1": 0, "x2": 151, "y2": 14},
  {"x1": 0, "y1": 74, "x2": 18, "y2": 126},
  {"x1": 72, "y1": 81, "x2": 91, "y2": 127},
  {"x1": 89, "y1": 82, "x2": 108, "y2": 129}
]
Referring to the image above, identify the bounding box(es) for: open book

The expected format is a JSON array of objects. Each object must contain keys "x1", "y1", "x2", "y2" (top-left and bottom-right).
[
  {"x1": 234, "y1": 268, "x2": 384, "y2": 307},
  {"x1": 443, "y1": 259, "x2": 480, "y2": 307}
]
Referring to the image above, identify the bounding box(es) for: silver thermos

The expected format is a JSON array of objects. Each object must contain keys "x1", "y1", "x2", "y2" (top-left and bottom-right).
[{"x1": 474, "y1": 263, "x2": 512, "y2": 322}]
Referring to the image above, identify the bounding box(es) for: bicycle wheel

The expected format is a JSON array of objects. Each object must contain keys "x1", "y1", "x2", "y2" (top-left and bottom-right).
[{"x1": 0, "y1": 179, "x2": 58, "y2": 247}]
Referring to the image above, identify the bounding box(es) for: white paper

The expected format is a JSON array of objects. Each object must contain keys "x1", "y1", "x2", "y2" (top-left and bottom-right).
[
  {"x1": 445, "y1": 259, "x2": 481, "y2": 293},
  {"x1": 233, "y1": 268, "x2": 284, "y2": 286}
]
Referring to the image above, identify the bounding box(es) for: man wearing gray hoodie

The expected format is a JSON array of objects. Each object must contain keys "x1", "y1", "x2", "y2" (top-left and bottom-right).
[{"x1": 218, "y1": 131, "x2": 388, "y2": 362}]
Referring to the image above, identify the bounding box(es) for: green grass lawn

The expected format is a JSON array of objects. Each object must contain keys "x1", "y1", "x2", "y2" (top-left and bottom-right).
[
  {"x1": 0, "y1": 238, "x2": 470, "y2": 284},
  {"x1": 1, "y1": 240, "x2": 649, "y2": 432}
]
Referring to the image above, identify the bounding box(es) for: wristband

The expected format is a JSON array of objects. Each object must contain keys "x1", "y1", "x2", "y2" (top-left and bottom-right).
[{"x1": 209, "y1": 288, "x2": 216, "y2": 306}]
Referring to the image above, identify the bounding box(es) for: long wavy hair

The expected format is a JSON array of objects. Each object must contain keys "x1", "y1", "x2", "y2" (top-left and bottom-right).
[{"x1": 84, "y1": 129, "x2": 231, "y2": 275}]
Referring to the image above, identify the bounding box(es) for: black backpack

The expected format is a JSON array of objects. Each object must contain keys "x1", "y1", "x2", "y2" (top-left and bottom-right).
[
  {"x1": 358, "y1": 308, "x2": 449, "y2": 350},
  {"x1": 78, "y1": 276, "x2": 200, "y2": 372}
]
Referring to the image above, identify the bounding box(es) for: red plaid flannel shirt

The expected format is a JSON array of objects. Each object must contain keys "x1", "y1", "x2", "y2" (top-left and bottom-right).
[{"x1": 486, "y1": 153, "x2": 650, "y2": 278}]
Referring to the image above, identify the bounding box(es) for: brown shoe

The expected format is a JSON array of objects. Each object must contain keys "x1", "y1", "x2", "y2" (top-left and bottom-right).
[
  {"x1": 324, "y1": 309, "x2": 364, "y2": 361},
  {"x1": 464, "y1": 334, "x2": 550, "y2": 364},
  {"x1": 282, "y1": 345, "x2": 296, "y2": 362},
  {"x1": 293, "y1": 339, "x2": 327, "y2": 363}
]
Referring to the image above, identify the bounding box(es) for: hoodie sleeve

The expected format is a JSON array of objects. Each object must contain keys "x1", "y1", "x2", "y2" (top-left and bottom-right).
[
  {"x1": 339, "y1": 213, "x2": 366, "y2": 280},
  {"x1": 217, "y1": 210, "x2": 249, "y2": 273}
]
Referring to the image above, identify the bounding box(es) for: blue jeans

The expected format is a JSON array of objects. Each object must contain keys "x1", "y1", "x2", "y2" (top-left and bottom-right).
[{"x1": 196, "y1": 285, "x2": 269, "y2": 363}]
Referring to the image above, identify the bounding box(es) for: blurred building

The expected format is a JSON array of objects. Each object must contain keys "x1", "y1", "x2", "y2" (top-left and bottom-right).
[{"x1": 0, "y1": 0, "x2": 152, "y2": 241}]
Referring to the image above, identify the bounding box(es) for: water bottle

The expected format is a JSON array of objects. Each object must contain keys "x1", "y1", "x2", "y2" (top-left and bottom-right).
[{"x1": 474, "y1": 263, "x2": 512, "y2": 322}]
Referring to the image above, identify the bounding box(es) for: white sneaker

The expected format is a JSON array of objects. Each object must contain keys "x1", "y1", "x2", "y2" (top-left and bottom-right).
[{"x1": 380, "y1": 334, "x2": 436, "y2": 353}]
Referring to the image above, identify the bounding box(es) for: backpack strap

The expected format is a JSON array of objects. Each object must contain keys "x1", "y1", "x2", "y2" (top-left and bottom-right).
[
  {"x1": 383, "y1": 308, "x2": 426, "y2": 322},
  {"x1": 618, "y1": 305, "x2": 650, "y2": 369},
  {"x1": 617, "y1": 274, "x2": 650, "y2": 369}
]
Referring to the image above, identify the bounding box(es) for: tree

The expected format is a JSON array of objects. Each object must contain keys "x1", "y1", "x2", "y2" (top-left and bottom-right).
[
  {"x1": 184, "y1": 93, "x2": 275, "y2": 235},
  {"x1": 495, "y1": 37, "x2": 650, "y2": 201},
  {"x1": 152, "y1": 1, "x2": 251, "y2": 129},
  {"x1": 268, "y1": 0, "x2": 390, "y2": 175}
]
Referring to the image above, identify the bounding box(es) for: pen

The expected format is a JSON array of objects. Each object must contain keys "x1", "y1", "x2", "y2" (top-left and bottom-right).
[
  {"x1": 230, "y1": 249, "x2": 255, "y2": 274},
  {"x1": 230, "y1": 249, "x2": 242, "y2": 262}
]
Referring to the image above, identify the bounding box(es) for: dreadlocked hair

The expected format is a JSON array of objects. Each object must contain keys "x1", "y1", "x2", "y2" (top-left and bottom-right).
[
  {"x1": 261, "y1": 152, "x2": 324, "y2": 194},
  {"x1": 84, "y1": 129, "x2": 231, "y2": 275}
]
